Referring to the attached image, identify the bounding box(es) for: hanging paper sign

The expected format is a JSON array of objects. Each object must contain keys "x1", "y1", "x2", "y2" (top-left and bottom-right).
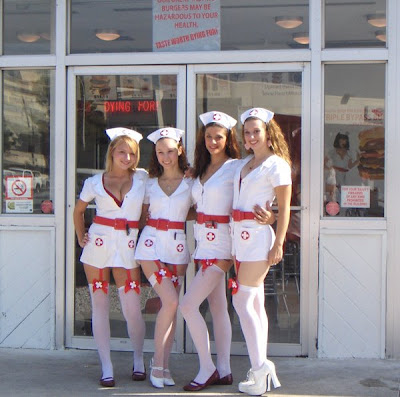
[
  {"x1": 341, "y1": 186, "x2": 370, "y2": 208},
  {"x1": 153, "y1": 0, "x2": 221, "y2": 52}
]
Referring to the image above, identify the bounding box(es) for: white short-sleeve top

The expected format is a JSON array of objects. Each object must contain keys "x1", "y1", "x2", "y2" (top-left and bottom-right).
[
  {"x1": 78, "y1": 169, "x2": 148, "y2": 269},
  {"x1": 191, "y1": 158, "x2": 241, "y2": 215},
  {"x1": 135, "y1": 177, "x2": 194, "y2": 265},
  {"x1": 80, "y1": 169, "x2": 148, "y2": 221},
  {"x1": 191, "y1": 159, "x2": 242, "y2": 260},
  {"x1": 233, "y1": 155, "x2": 292, "y2": 211}
]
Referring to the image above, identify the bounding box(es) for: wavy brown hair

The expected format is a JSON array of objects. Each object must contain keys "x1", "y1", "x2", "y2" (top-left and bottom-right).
[
  {"x1": 194, "y1": 123, "x2": 241, "y2": 178},
  {"x1": 105, "y1": 135, "x2": 140, "y2": 172},
  {"x1": 148, "y1": 138, "x2": 189, "y2": 178},
  {"x1": 242, "y1": 117, "x2": 292, "y2": 167}
]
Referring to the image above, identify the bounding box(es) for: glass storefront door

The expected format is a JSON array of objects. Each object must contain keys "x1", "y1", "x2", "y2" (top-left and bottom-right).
[
  {"x1": 186, "y1": 64, "x2": 308, "y2": 356},
  {"x1": 65, "y1": 66, "x2": 187, "y2": 352},
  {"x1": 66, "y1": 63, "x2": 309, "y2": 357}
]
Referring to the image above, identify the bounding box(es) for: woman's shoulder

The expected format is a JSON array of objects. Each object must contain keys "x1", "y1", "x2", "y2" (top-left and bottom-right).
[
  {"x1": 134, "y1": 168, "x2": 149, "y2": 180},
  {"x1": 84, "y1": 171, "x2": 103, "y2": 186}
]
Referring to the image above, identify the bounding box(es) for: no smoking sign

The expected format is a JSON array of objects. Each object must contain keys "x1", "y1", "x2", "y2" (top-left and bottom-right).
[{"x1": 5, "y1": 176, "x2": 33, "y2": 200}]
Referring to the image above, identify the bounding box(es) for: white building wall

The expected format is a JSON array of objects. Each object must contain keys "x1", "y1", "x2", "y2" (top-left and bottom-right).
[
  {"x1": 0, "y1": 227, "x2": 55, "y2": 349},
  {"x1": 319, "y1": 230, "x2": 386, "y2": 358}
]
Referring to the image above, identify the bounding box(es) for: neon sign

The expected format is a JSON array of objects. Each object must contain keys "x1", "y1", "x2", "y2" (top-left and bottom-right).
[{"x1": 104, "y1": 100, "x2": 159, "y2": 113}]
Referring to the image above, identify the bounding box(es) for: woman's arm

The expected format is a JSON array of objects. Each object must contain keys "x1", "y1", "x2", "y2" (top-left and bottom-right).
[
  {"x1": 267, "y1": 184, "x2": 292, "y2": 266},
  {"x1": 139, "y1": 203, "x2": 150, "y2": 229},
  {"x1": 73, "y1": 199, "x2": 90, "y2": 248}
]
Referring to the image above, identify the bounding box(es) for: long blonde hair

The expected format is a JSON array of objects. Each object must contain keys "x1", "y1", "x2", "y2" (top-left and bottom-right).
[
  {"x1": 105, "y1": 135, "x2": 140, "y2": 172},
  {"x1": 242, "y1": 117, "x2": 292, "y2": 166}
]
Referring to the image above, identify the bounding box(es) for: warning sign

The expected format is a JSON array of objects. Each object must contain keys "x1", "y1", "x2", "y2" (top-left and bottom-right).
[
  {"x1": 5, "y1": 176, "x2": 34, "y2": 213},
  {"x1": 5, "y1": 176, "x2": 33, "y2": 200},
  {"x1": 341, "y1": 186, "x2": 370, "y2": 208},
  {"x1": 153, "y1": 0, "x2": 221, "y2": 52}
]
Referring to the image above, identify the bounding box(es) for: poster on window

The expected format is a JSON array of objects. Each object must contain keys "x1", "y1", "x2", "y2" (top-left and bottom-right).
[{"x1": 153, "y1": 0, "x2": 221, "y2": 51}]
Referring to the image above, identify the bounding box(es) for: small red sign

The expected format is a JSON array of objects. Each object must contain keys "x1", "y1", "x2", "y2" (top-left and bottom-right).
[
  {"x1": 326, "y1": 201, "x2": 340, "y2": 216},
  {"x1": 41, "y1": 200, "x2": 53, "y2": 214}
]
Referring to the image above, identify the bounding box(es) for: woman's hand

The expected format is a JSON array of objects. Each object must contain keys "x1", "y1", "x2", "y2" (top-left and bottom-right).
[
  {"x1": 267, "y1": 242, "x2": 283, "y2": 266},
  {"x1": 78, "y1": 232, "x2": 89, "y2": 248},
  {"x1": 253, "y1": 201, "x2": 275, "y2": 225}
]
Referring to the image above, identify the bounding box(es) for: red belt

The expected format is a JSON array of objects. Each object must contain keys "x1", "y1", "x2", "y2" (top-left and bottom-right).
[
  {"x1": 232, "y1": 209, "x2": 255, "y2": 222},
  {"x1": 197, "y1": 212, "x2": 230, "y2": 224},
  {"x1": 93, "y1": 216, "x2": 139, "y2": 230},
  {"x1": 147, "y1": 218, "x2": 185, "y2": 231}
]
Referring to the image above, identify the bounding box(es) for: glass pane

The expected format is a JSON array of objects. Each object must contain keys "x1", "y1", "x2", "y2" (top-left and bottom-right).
[
  {"x1": 325, "y1": 0, "x2": 386, "y2": 48},
  {"x1": 324, "y1": 64, "x2": 385, "y2": 217},
  {"x1": 2, "y1": 70, "x2": 55, "y2": 214},
  {"x1": 70, "y1": 0, "x2": 309, "y2": 54},
  {"x1": 196, "y1": 71, "x2": 302, "y2": 345},
  {"x1": 3, "y1": 0, "x2": 55, "y2": 55},
  {"x1": 74, "y1": 73, "x2": 177, "y2": 338}
]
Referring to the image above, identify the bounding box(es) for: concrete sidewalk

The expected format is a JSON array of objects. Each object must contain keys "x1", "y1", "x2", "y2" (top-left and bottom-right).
[{"x1": 0, "y1": 348, "x2": 399, "y2": 397}]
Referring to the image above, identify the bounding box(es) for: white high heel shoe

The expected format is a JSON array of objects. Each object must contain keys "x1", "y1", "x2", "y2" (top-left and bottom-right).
[
  {"x1": 149, "y1": 358, "x2": 164, "y2": 388},
  {"x1": 163, "y1": 368, "x2": 175, "y2": 386},
  {"x1": 238, "y1": 360, "x2": 281, "y2": 396},
  {"x1": 265, "y1": 359, "x2": 281, "y2": 391}
]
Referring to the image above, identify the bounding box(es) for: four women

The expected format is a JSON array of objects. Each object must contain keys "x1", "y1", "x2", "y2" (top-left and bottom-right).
[{"x1": 74, "y1": 107, "x2": 292, "y2": 395}]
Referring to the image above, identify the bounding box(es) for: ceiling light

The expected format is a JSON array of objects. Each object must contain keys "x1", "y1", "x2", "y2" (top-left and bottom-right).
[
  {"x1": 17, "y1": 32, "x2": 40, "y2": 43},
  {"x1": 375, "y1": 30, "x2": 386, "y2": 42},
  {"x1": 367, "y1": 13, "x2": 386, "y2": 28},
  {"x1": 40, "y1": 32, "x2": 51, "y2": 41},
  {"x1": 275, "y1": 16, "x2": 303, "y2": 29},
  {"x1": 95, "y1": 29, "x2": 120, "y2": 41},
  {"x1": 293, "y1": 32, "x2": 309, "y2": 45}
]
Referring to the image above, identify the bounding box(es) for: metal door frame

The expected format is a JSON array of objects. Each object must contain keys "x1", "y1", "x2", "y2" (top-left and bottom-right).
[
  {"x1": 65, "y1": 65, "x2": 187, "y2": 351},
  {"x1": 186, "y1": 63, "x2": 311, "y2": 357}
]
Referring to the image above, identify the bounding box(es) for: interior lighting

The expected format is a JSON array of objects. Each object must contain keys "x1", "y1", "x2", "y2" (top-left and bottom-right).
[
  {"x1": 17, "y1": 32, "x2": 40, "y2": 43},
  {"x1": 95, "y1": 29, "x2": 120, "y2": 41},
  {"x1": 375, "y1": 30, "x2": 386, "y2": 42},
  {"x1": 293, "y1": 32, "x2": 309, "y2": 45},
  {"x1": 367, "y1": 13, "x2": 386, "y2": 28},
  {"x1": 275, "y1": 16, "x2": 303, "y2": 29}
]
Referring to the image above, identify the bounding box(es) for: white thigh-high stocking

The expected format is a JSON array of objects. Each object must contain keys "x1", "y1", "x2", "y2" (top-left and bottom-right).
[
  {"x1": 180, "y1": 266, "x2": 226, "y2": 383},
  {"x1": 163, "y1": 279, "x2": 183, "y2": 373},
  {"x1": 207, "y1": 267, "x2": 232, "y2": 378},
  {"x1": 151, "y1": 280, "x2": 179, "y2": 377},
  {"x1": 89, "y1": 284, "x2": 113, "y2": 380},
  {"x1": 254, "y1": 283, "x2": 268, "y2": 356},
  {"x1": 118, "y1": 287, "x2": 145, "y2": 373},
  {"x1": 232, "y1": 283, "x2": 266, "y2": 370}
]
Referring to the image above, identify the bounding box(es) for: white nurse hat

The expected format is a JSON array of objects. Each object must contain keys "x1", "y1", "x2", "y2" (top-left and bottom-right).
[
  {"x1": 240, "y1": 107, "x2": 274, "y2": 124},
  {"x1": 105, "y1": 127, "x2": 143, "y2": 143},
  {"x1": 199, "y1": 111, "x2": 237, "y2": 130},
  {"x1": 147, "y1": 127, "x2": 184, "y2": 144}
]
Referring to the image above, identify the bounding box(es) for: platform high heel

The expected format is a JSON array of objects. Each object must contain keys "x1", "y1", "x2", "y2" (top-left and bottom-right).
[{"x1": 265, "y1": 359, "x2": 281, "y2": 391}]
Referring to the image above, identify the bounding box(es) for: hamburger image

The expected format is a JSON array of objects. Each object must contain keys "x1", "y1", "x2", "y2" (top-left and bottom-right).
[
  {"x1": 358, "y1": 126, "x2": 384, "y2": 180},
  {"x1": 89, "y1": 75, "x2": 111, "y2": 96}
]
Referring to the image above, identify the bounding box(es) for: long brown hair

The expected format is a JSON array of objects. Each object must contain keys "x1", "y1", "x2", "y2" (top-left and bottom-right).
[
  {"x1": 242, "y1": 117, "x2": 291, "y2": 166},
  {"x1": 194, "y1": 123, "x2": 241, "y2": 178},
  {"x1": 148, "y1": 138, "x2": 189, "y2": 178},
  {"x1": 105, "y1": 135, "x2": 140, "y2": 172}
]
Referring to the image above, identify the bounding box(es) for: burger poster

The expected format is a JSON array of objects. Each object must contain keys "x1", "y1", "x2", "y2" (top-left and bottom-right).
[
  {"x1": 358, "y1": 127, "x2": 384, "y2": 180},
  {"x1": 84, "y1": 75, "x2": 117, "y2": 100}
]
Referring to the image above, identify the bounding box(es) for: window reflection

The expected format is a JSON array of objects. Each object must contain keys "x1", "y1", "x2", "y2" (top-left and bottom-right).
[
  {"x1": 324, "y1": 64, "x2": 385, "y2": 217},
  {"x1": 74, "y1": 74, "x2": 177, "y2": 338},
  {"x1": 2, "y1": 70, "x2": 54, "y2": 214},
  {"x1": 3, "y1": 0, "x2": 54, "y2": 55},
  {"x1": 196, "y1": 71, "x2": 302, "y2": 344},
  {"x1": 69, "y1": 0, "x2": 309, "y2": 53},
  {"x1": 325, "y1": 0, "x2": 386, "y2": 48}
]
